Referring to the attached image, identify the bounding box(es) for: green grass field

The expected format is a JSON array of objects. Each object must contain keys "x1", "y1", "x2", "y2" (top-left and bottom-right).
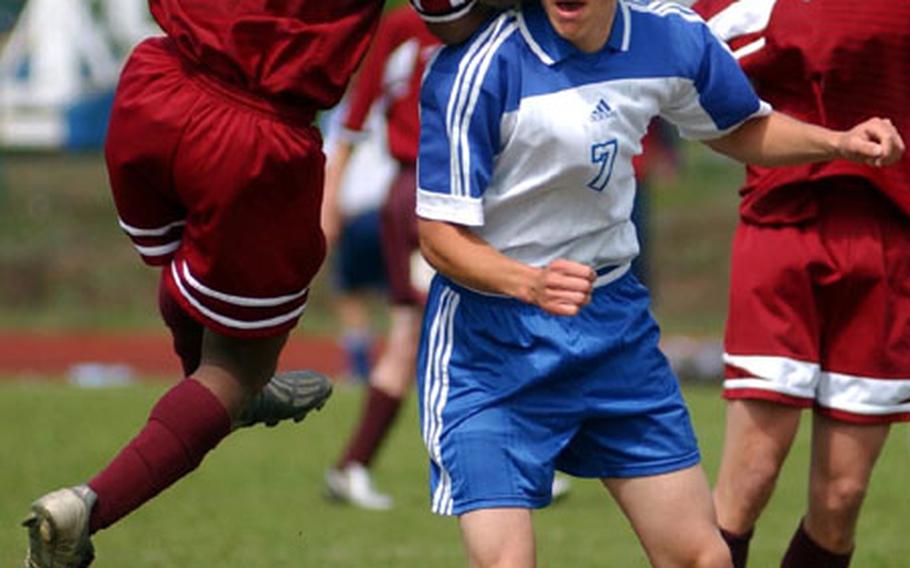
[
  {"x1": 1, "y1": 135, "x2": 906, "y2": 566},
  {"x1": 1, "y1": 381, "x2": 908, "y2": 567}
]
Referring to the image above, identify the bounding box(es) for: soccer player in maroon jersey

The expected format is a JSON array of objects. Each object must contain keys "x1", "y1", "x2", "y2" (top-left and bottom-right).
[
  {"x1": 320, "y1": 5, "x2": 440, "y2": 510},
  {"x1": 20, "y1": 2, "x2": 497, "y2": 567},
  {"x1": 692, "y1": 1, "x2": 910, "y2": 566}
]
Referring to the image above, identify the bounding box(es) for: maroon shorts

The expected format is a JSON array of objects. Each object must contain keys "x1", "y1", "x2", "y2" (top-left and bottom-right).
[
  {"x1": 380, "y1": 164, "x2": 429, "y2": 306},
  {"x1": 723, "y1": 178, "x2": 910, "y2": 423},
  {"x1": 106, "y1": 38, "x2": 326, "y2": 338}
]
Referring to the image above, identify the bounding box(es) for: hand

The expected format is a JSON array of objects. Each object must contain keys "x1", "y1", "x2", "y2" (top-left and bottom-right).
[
  {"x1": 530, "y1": 259, "x2": 595, "y2": 316},
  {"x1": 837, "y1": 117, "x2": 905, "y2": 167}
]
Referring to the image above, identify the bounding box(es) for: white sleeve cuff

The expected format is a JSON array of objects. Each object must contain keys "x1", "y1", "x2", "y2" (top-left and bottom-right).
[
  {"x1": 682, "y1": 100, "x2": 773, "y2": 141},
  {"x1": 416, "y1": 188, "x2": 485, "y2": 226}
]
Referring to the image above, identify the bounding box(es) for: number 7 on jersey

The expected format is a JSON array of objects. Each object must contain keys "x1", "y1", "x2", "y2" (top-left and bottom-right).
[{"x1": 588, "y1": 139, "x2": 618, "y2": 193}]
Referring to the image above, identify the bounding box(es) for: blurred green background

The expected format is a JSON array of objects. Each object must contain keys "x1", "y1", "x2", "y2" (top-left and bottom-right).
[{"x1": 0, "y1": 145, "x2": 740, "y2": 336}]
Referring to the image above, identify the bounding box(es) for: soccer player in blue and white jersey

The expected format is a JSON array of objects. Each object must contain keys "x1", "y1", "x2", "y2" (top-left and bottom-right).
[{"x1": 414, "y1": 0, "x2": 904, "y2": 566}]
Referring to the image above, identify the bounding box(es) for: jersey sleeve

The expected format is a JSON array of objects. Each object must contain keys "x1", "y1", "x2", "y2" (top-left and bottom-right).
[
  {"x1": 661, "y1": 21, "x2": 771, "y2": 140},
  {"x1": 416, "y1": 41, "x2": 505, "y2": 227},
  {"x1": 409, "y1": 0, "x2": 477, "y2": 23},
  {"x1": 692, "y1": 0, "x2": 779, "y2": 76},
  {"x1": 340, "y1": 15, "x2": 402, "y2": 139}
]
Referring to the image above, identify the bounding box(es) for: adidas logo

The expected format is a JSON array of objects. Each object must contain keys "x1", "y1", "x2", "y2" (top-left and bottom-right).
[{"x1": 590, "y1": 98, "x2": 614, "y2": 121}]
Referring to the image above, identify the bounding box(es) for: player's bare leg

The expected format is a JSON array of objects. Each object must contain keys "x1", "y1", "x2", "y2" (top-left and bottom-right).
[
  {"x1": 369, "y1": 305, "x2": 421, "y2": 398},
  {"x1": 604, "y1": 464, "x2": 731, "y2": 568},
  {"x1": 714, "y1": 400, "x2": 801, "y2": 526},
  {"x1": 459, "y1": 508, "x2": 536, "y2": 568},
  {"x1": 23, "y1": 329, "x2": 287, "y2": 568},
  {"x1": 783, "y1": 413, "x2": 890, "y2": 562},
  {"x1": 159, "y1": 281, "x2": 332, "y2": 429},
  {"x1": 192, "y1": 329, "x2": 288, "y2": 415},
  {"x1": 335, "y1": 292, "x2": 376, "y2": 383}
]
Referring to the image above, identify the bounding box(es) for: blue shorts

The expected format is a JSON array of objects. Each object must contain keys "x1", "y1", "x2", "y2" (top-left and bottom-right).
[
  {"x1": 332, "y1": 210, "x2": 387, "y2": 292},
  {"x1": 417, "y1": 270, "x2": 700, "y2": 516}
]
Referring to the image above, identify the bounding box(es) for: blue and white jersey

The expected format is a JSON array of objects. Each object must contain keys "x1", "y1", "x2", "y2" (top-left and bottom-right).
[{"x1": 417, "y1": 0, "x2": 771, "y2": 271}]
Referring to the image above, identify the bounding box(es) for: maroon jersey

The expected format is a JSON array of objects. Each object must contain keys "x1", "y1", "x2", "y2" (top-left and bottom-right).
[
  {"x1": 150, "y1": 0, "x2": 468, "y2": 111},
  {"x1": 694, "y1": 0, "x2": 910, "y2": 222},
  {"x1": 342, "y1": 7, "x2": 440, "y2": 164}
]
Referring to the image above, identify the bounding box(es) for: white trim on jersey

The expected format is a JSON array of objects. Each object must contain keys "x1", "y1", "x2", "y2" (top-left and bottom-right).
[
  {"x1": 519, "y1": 1, "x2": 632, "y2": 61},
  {"x1": 446, "y1": 13, "x2": 518, "y2": 199},
  {"x1": 703, "y1": 0, "x2": 778, "y2": 42},
  {"x1": 732, "y1": 37, "x2": 766, "y2": 60},
  {"x1": 636, "y1": 1, "x2": 703, "y2": 23},
  {"x1": 415, "y1": 188, "x2": 484, "y2": 226},
  {"x1": 636, "y1": 0, "x2": 704, "y2": 22},
  {"x1": 619, "y1": 0, "x2": 633, "y2": 51},
  {"x1": 517, "y1": 10, "x2": 554, "y2": 65},
  {"x1": 178, "y1": 260, "x2": 308, "y2": 308},
  {"x1": 422, "y1": 286, "x2": 460, "y2": 516},
  {"x1": 169, "y1": 262, "x2": 307, "y2": 331},
  {"x1": 118, "y1": 217, "x2": 186, "y2": 237}
]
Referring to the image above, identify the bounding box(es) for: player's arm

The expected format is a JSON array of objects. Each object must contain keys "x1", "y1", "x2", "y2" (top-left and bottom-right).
[
  {"x1": 320, "y1": 139, "x2": 354, "y2": 246},
  {"x1": 418, "y1": 219, "x2": 594, "y2": 316},
  {"x1": 322, "y1": 12, "x2": 400, "y2": 244},
  {"x1": 668, "y1": 22, "x2": 904, "y2": 169},
  {"x1": 705, "y1": 112, "x2": 905, "y2": 168},
  {"x1": 411, "y1": 0, "x2": 515, "y2": 44},
  {"x1": 415, "y1": 40, "x2": 592, "y2": 315}
]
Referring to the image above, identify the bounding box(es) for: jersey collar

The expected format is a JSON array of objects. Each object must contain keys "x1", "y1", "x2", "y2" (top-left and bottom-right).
[{"x1": 517, "y1": 0, "x2": 631, "y2": 66}]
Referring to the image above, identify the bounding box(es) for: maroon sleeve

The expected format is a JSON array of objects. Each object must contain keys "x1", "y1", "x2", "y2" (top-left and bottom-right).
[
  {"x1": 692, "y1": 0, "x2": 780, "y2": 78},
  {"x1": 342, "y1": 12, "x2": 404, "y2": 133},
  {"x1": 691, "y1": 0, "x2": 733, "y2": 21}
]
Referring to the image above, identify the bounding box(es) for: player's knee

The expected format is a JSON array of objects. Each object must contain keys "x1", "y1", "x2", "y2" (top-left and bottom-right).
[
  {"x1": 738, "y1": 458, "x2": 782, "y2": 502},
  {"x1": 811, "y1": 476, "x2": 868, "y2": 518},
  {"x1": 652, "y1": 528, "x2": 731, "y2": 568},
  {"x1": 687, "y1": 539, "x2": 733, "y2": 568}
]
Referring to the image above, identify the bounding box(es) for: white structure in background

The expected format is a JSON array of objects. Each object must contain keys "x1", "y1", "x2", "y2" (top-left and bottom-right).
[
  {"x1": 0, "y1": 0, "x2": 157, "y2": 149},
  {"x1": 105, "y1": 0, "x2": 159, "y2": 49}
]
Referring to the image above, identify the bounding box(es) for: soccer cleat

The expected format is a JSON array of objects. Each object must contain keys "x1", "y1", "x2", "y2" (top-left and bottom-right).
[
  {"x1": 324, "y1": 463, "x2": 393, "y2": 511},
  {"x1": 22, "y1": 485, "x2": 97, "y2": 568},
  {"x1": 551, "y1": 474, "x2": 572, "y2": 503},
  {"x1": 233, "y1": 370, "x2": 333, "y2": 429}
]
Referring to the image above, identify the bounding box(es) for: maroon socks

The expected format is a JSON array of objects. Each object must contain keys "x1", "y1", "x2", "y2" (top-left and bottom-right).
[
  {"x1": 336, "y1": 385, "x2": 403, "y2": 469},
  {"x1": 87, "y1": 379, "x2": 231, "y2": 532},
  {"x1": 720, "y1": 527, "x2": 754, "y2": 568},
  {"x1": 781, "y1": 522, "x2": 853, "y2": 568}
]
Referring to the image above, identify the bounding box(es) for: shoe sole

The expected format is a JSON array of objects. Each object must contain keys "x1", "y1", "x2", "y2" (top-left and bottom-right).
[
  {"x1": 237, "y1": 370, "x2": 334, "y2": 429},
  {"x1": 263, "y1": 373, "x2": 333, "y2": 428}
]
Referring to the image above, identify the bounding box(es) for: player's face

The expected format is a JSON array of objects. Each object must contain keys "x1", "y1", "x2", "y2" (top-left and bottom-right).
[{"x1": 542, "y1": 0, "x2": 617, "y2": 53}]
